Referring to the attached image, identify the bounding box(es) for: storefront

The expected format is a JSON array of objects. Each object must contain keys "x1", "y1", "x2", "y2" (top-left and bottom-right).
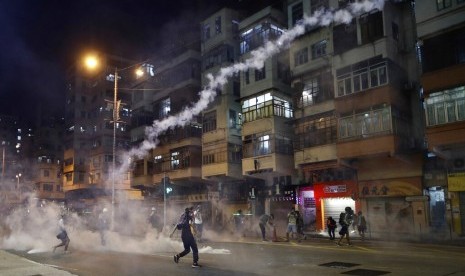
[
  {"x1": 297, "y1": 187, "x2": 316, "y2": 230},
  {"x1": 313, "y1": 181, "x2": 358, "y2": 231},
  {"x1": 359, "y1": 177, "x2": 426, "y2": 238},
  {"x1": 447, "y1": 172, "x2": 465, "y2": 235},
  {"x1": 424, "y1": 169, "x2": 447, "y2": 231}
]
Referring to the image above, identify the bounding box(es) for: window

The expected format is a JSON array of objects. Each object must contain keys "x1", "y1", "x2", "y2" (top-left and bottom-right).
[
  {"x1": 422, "y1": 29, "x2": 465, "y2": 73},
  {"x1": 203, "y1": 24, "x2": 210, "y2": 40},
  {"x1": 171, "y1": 151, "x2": 179, "y2": 169},
  {"x1": 228, "y1": 143, "x2": 242, "y2": 163},
  {"x1": 43, "y1": 170, "x2": 50, "y2": 177},
  {"x1": 65, "y1": 173, "x2": 73, "y2": 182},
  {"x1": 300, "y1": 78, "x2": 320, "y2": 107},
  {"x1": 294, "y1": 114, "x2": 337, "y2": 149},
  {"x1": 360, "y1": 11, "x2": 384, "y2": 44},
  {"x1": 240, "y1": 23, "x2": 284, "y2": 54},
  {"x1": 159, "y1": 97, "x2": 171, "y2": 119},
  {"x1": 257, "y1": 135, "x2": 271, "y2": 155},
  {"x1": 229, "y1": 109, "x2": 238, "y2": 128},
  {"x1": 311, "y1": 40, "x2": 327, "y2": 59},
  {"x1": 243, "y1": 132, "x2": 292, "y2": 157},
  {"x1": 245, "y1": 69, "x2": 250, "y2": 84},
  {"x1": 242, "y1": 92, "x2": 293, "y2": 123},
  {"x1": 294, "y1": 47, "x2": 308, "y2": 66},
  {"x1": 170, "y1": 148, "x2": 190, "y2": 169},
  {"x1": 333, "y1": 20, "x2": 357, "y2": 54},
  {"x1": 336, "y1": 57, "x2": 388, "y2": 97},
  {"x1": 255, "y1": 66, "x2": 266, "y2": 81},
  {"x1": 338, "y1": 107, "x2": 392, "y2": 139},
  {"x1": 202, "y1": 153, "x2": 215, "y2": 165},
  {"x1": 202, "y1": 110, "x2": 217, "y2": 133},
  {"x1": 425, "y1": 86, "x2": 465, "y2": 126},
  {"x1": 43, "y1": 184, "x2": 53, "y2": 192},
  {"x1": 437, "y1": 0, "x2": 452, "y2": 10},
  {"x1": 291, "y1": 2, "x2": 303, "y2": 26},
  {"x1": 215, "y1": 16, "x2": 222, "y2": 34}
]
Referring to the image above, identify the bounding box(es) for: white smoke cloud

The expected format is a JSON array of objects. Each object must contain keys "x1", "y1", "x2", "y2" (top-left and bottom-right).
[
  {"x1": 115, "y1": 0, "x2": 385, "y2": 180},
  {"x1": 0, "y1": 0, "x2": 384, "y2": 255}
]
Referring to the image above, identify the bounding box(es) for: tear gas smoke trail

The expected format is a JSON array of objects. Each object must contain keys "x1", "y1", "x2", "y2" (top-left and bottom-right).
[
  {"x1": 1, "y1": 0, "x2": 385, "y2": 256},
  {"x1": 114, "y1": 0, "x2": 384, "y2": 178}
]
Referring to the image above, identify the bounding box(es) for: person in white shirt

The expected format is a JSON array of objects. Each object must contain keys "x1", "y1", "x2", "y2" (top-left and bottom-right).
[{"x1": 193, "y1": 205, "x2": 203, "y2": 242}]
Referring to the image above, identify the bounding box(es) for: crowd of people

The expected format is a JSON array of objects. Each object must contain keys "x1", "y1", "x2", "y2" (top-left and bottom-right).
[{"x1": 48, "y1": 203, "x2": 367, "y2": 269}]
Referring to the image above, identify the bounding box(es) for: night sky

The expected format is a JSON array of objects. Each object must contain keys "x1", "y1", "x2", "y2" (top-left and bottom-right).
[{"x1": 0, "y1": 0, "x2": 280, "y2": 125}]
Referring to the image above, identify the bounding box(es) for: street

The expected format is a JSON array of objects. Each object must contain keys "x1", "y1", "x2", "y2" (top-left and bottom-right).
[{"x1": 8, "y1": 237, "x2": 465, "y2": 276}]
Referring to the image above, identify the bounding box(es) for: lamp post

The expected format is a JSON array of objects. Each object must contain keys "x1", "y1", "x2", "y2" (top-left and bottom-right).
[
  {"x1": 84, "y1": 55, "x2": 119, "y2": 228},
  {"x1": 16, "y1": 173, "x2": 21, "y2": 203},
  {"x1": 163, "y1": 174, "x2": 173, "y2": 230},
  {"x1": 2, "y1": 141, "x2": 5, "y2": 184},
  {"x1": 163, "y1": 173, "x2": 166, "y2": 230},
  {"x1": 84, "y1": 54, "x2": 145, "y2": 230},
  {"x1": 111, "y1": 68, "x2": 118, "y2": 230}
]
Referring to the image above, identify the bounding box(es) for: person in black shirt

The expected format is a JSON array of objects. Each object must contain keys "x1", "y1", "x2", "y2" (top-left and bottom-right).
[{"x1": 170, "y1": 207, "x2": 201, "y2": 268}]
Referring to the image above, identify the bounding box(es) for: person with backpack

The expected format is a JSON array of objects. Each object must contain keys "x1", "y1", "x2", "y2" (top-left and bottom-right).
[
  {"x1": 356, "y1": 211, "x2": 367, "y2": 241},
  {"x1": 286, "y1": 208, "x2": 298, "y2": 242},
  {"x1": 326, "y1": 216, "x2": 337, "y2": 240},
  {"x1": 53, "y1": 214, "x2": 70, "y2": 253},
  {"x1": 337, "y1": 206, "x2": 354, "y2": 246}
]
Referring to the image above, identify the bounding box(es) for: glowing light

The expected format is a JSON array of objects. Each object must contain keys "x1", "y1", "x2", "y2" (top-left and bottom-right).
[{"x1": 84, "y1": 55, "x2": 99, "y2": 70}]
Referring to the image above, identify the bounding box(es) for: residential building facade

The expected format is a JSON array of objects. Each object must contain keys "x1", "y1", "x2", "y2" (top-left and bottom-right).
[{"x1": 417, "y1": 0, "x2": 465, "y2": 235}]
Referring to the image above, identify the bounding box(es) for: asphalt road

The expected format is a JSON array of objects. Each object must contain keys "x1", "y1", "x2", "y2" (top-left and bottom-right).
[{"x1": 9, "y1": 238, "x2": 465, "y2": 276}]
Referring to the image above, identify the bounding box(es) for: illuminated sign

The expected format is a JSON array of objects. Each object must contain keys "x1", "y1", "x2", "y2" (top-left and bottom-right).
[
  {"x1": 448, "y1": 172, "x2": 465, "y2": 191},
  {"x1": 323, "y1": 185, "x2": 346, "y2": 193}
]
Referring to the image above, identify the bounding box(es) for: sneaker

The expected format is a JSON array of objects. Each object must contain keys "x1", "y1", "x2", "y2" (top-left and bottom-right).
[
  {"x1": 337, "y1": 243, "x2": 342, "y2": 246},
  {"x1": 173, "y1": 255, "x2": 179, "y2": 264},
  {"x1": 262, "y1": 239, "x2": 268, "y2": 242},
  {"x1": 192, "y1": 262, "x2": 201, "y2": 268}
]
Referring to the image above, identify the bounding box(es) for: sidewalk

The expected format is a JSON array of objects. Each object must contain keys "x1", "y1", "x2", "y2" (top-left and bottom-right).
[{"x1": 0, "y1": 250, "x2": 75, "y2": 276}]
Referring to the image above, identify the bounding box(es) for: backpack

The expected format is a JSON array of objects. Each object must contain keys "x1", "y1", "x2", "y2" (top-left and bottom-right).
[{"x1": 339, "y1": 212, "x2": 346, "y2": 226}]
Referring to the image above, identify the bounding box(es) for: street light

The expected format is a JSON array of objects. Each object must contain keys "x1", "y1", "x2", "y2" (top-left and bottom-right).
[
  {"x1": 16, "y1": 173, "x2": 21, "y2": 203},
  {"x1": 84, "y1": 54, "x2": 144, "y2": 229},
  {"x1": 163, "y1": 174, "x2": 173, "y2": 230}
]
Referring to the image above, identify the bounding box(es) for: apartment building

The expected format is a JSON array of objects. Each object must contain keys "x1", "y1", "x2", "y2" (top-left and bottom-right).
[
  {"x1": 32, "y1": 115, "x2": 65, "y2": 202},
  {"x1": 286, "y1": 0, "x2": 424, "y2": 236},
  {"x1": 64, "y1": 55, "x2": 138, "y2": 211},
  {"x1": 416, "y1": 0, "x2": 465, "y2": 235},
  {"x1": 130, "y1": 22, "x2": 207, "y2": 215},
  {"x1": 200, "y1": 8, "x2": 248, "y2": 225},
  {"x1": 238, "y1": 6, "x2": 296, "y2": 225},
  {"x1": 0, "y1": 115, "x2": 24, "y2": 206}
]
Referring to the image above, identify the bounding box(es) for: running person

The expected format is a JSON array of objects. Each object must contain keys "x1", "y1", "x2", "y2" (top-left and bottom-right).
[
  {"x1": 171, "y1": 207, "x2": 201, "y2": 268},
  {"x1": 53, "y1": 215, "x2": 70, "y2": 253}
]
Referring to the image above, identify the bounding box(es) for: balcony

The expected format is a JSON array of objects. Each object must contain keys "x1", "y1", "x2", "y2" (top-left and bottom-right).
[
  {"x1": 337, "y1": 106, "x2": 411, "y2": 159},
  {"x1": 202, "y1": 143, "x2": 242, "y2": 179}
]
